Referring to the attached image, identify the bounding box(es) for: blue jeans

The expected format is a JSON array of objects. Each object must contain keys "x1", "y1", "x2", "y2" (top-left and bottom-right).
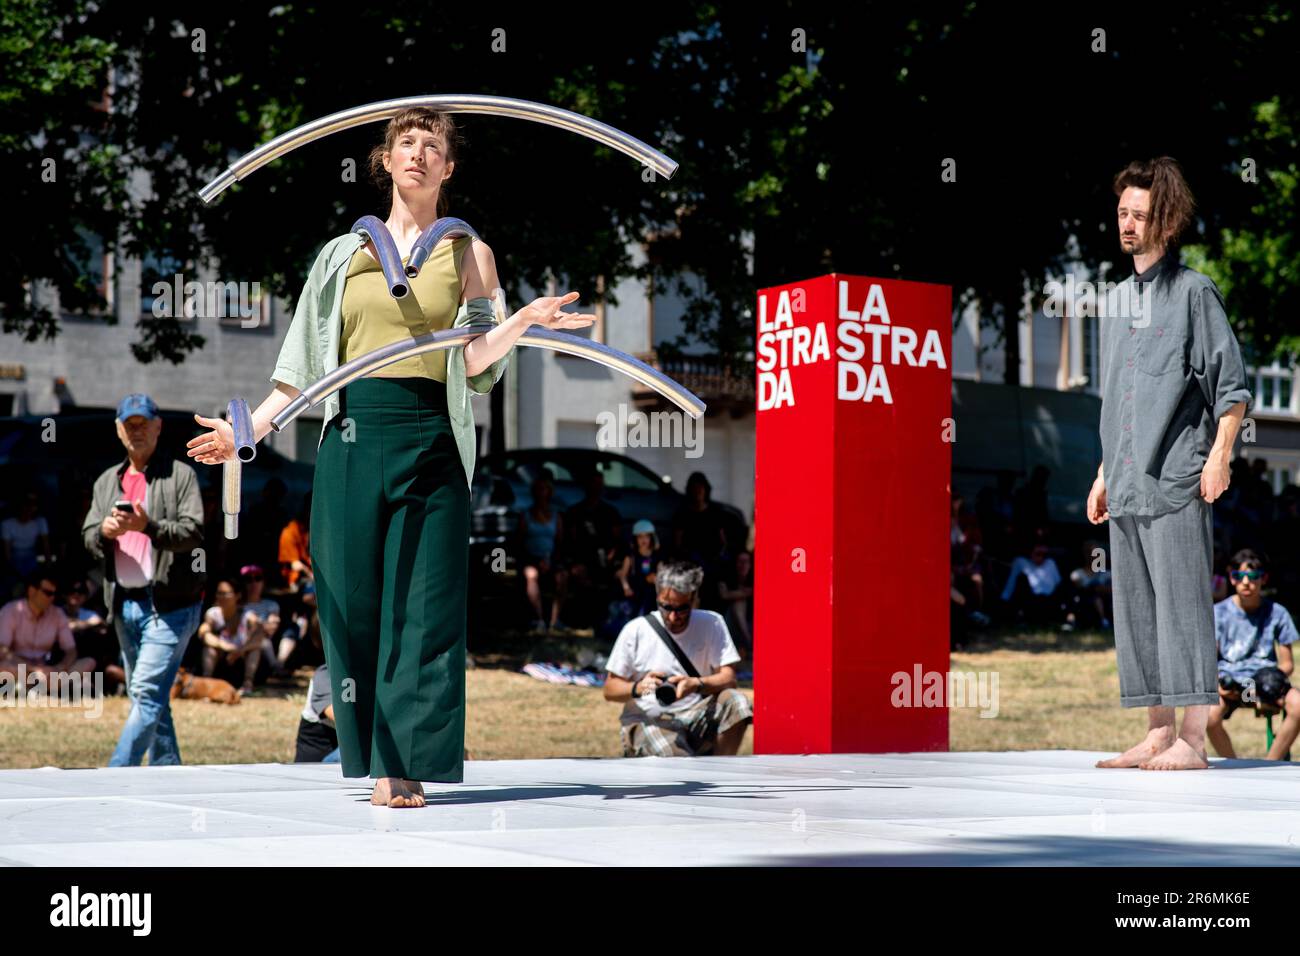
[{"x1": 109, "y1": 597, "x2": 202, "y2": 767}]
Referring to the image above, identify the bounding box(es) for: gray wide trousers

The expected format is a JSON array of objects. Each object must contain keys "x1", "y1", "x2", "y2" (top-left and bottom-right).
[{"x1": 1109, "y1": 497, "x2": 1218, "y2": 707}]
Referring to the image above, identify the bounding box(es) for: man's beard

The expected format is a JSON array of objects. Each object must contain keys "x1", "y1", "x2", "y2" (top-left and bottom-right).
[{"x1": 1120, "y1": 235, "x2": 1146, "y2": 254}]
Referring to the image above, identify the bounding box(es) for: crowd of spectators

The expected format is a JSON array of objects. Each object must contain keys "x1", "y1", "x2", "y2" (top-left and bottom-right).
[
  {"x1": 507, "y1": 468, "x2": 754, "y2": 654},
  {"x1": 951, "y1": 459, "x2": 1300, "y2": 647}
]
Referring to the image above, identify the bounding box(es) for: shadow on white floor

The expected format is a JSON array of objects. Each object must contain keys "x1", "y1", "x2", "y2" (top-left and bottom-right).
[{"x1": 3, "y1": 751, "x2": 1300, "y2": 865}]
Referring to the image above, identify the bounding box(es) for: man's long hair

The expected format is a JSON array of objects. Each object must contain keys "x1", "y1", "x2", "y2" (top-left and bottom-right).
[{"x1": 1112, "y1": 157, "x2": 1195, "y2": 281}]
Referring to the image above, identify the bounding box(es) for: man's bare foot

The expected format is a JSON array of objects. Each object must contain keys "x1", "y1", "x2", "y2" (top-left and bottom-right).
[
  {"x1": 1138, "y1": 737, "x2": 1209, "y2": 770},
  {"x1": 370, "y1": 776, "x2": 425, "y2": 808},
  {"x1": 402, "y1": 779, "x2": 425, "y2": 799},
  {"x1": 1096, "y1": 727, "x2": 1176, "y2": 768}
]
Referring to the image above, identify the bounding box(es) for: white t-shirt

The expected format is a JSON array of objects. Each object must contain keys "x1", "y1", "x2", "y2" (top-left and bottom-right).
[
  {"x1": 206, "y1": 600, "x2": 277, "y2": 647},
  {"x1": 605, "y1": 609, "x2": 741, "y2": 723},
  {"x1": 205, "y1": 605, "x2": 252, "y2": 647},
  {"x1": 1000, "y1": 556, "x2": 1062, "y2": 600}
]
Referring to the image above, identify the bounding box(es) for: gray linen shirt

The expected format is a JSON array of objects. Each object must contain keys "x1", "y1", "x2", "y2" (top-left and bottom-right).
[{"x1": 1098, "y1": 259, "x2": 1253, "y2": 516}]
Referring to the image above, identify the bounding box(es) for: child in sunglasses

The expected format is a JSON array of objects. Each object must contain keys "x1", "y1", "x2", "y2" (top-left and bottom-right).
[{"x1": 1208, "y1": 548, "x2": 1300, "y2": 759}]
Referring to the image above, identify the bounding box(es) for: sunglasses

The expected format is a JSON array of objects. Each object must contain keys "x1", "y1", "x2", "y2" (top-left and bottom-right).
[
  {"x1": 36, "y1": 586, "x2": 57, "y2": 597},
  {"x1": 657, "y1": 601, "x2": 692, "y2": 616},
  {"x1": 1230, "y1": 570, "x2": 1265, "y2": 582}
]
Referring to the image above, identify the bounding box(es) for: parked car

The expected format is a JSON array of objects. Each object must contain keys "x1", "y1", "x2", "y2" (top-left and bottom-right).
[{"x1": 469, "y1": 447, "x2": 747, "y2": 565}]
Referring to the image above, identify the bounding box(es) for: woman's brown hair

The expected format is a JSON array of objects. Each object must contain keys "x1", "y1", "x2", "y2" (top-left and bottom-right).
[
  {"x1": 367, "y1": 108, "x2": 463, "y2": 217},
  {"x1": 1112, "y1": 156, "x2": 1196, "y2": 254}
]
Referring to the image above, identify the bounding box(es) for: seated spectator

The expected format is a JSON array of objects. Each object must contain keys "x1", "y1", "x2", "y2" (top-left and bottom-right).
[
  {"x1": 1208, "y1": 549, "x2": 1300, "y2": 761},
  {"x1": 603, "y1": 518, "x2": 661, "y2": 639},
  {"x1": 294, "y1": 662, "x2": 339, "y2": 763},
  {"x1": 198, "y1": 579, "x2": 264, "y2": 696},
  {"x1": 998, "y1": 541, "x2": 1064, "y2": 626},
  {"x1": 717, "y1": 548, "x2": 754, "y2": 653},
  {"x1": 2, "y1": 490, "x2": 52, "y2": 598},
  {"x1": 240, "y1": 564, "x2": 294, "y2": 678},
  {"x1": 60, "y1": 578, "x2": 125, "y2": 693},
  {"x1": 603, "y1": 560, "x2": 752, "y2": 757},
  {"x1": 518, "y1": 474, "x2": 569, "y2": 634},
  {"x1": 617, "y1": 519, "x2": 662, "y2": 614},
  {"x1": 62, "y1": 578, "x2": 104, "y2": 631},
  {"x1": 0, "y1": 571, "x2": 96, "y2": 689},
  {"x1": 1065, "y1": 538, "x2": 1113, "y2": 631},
  {"x1": 279, "y1": 495, "x2": 312, "y2": 591},
  {"x1": 951, "y1": 493, "x2": 989, "y2": 627}
]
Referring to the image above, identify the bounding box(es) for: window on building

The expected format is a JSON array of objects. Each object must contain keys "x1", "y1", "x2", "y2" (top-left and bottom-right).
[
  {"x1": 217, "y1": 285, "x2": 273, "y2": 329},
  {"x1": 61, "y1": 230, "x2": 114, "y2": 318},
  {"x1": 140, "y1": 252, "x2": 193, "y2": 321},
  {"x1": 1251, "y1": 362, "x2": 1296, "y2": 415}
]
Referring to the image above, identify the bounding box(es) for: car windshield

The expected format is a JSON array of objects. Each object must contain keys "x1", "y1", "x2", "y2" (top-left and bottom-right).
[{"x1": 495, "y1": 454, "x2": 663, "y2": 493}]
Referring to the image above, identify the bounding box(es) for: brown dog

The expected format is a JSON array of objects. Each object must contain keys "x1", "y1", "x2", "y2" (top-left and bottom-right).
[{"x1": 171, "y1": 667, "x2": 241, "y2": 705}]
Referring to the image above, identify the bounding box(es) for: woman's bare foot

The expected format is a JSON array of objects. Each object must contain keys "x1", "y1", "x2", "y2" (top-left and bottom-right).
[
  {"x1": 1096, "y1": 726, "x2": 1176, "y2": 768},
  {"x1": 1138, "y1": 737, "x2": 1209, "y2": 770},
  {"x1": 371, "y1": 776, "x2": 425, "y2": 808}
]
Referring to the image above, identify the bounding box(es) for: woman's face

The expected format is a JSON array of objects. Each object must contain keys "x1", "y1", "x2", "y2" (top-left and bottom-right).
[
  {"x1": 384, "y1": 127, "x2": 453, "y2": 196},
  {"x1": 215, "y1": 583, "x2": 238, "y2": 610},
  {"x1": 636, "y1": 532, "x2": 653, "y2": 551}
]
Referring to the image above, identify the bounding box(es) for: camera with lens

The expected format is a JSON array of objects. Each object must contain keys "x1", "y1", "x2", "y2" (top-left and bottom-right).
[{"x1": 654, "y1": 677, "x2": 679, "y2": 706}]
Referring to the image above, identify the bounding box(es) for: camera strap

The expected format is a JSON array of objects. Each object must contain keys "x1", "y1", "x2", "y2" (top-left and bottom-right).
[{"x1": 642, "y1": 613, "x2": 700, "y2": 678}]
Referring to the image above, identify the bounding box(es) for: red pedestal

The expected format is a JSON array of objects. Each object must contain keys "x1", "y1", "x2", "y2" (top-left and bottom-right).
[{"x1": 753, "y1": 274, "x2": 952, "y2": 753}]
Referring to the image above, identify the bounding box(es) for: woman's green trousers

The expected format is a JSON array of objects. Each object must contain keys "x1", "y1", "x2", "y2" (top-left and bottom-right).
[{"x1": 309, "y1": 377, "x2": 469, "y2": 782}]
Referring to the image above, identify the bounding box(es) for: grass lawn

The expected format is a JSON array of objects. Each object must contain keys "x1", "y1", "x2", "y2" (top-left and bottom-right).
[{"x1": 1, "y1": 629, "x2": 1285, "y2": 769}]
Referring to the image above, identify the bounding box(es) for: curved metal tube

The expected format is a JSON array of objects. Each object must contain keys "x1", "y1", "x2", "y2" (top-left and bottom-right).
[
  {"x1": 352, "y1": 216, "x2": 408, "y2": 298},
  {"x1": 222, "y1": 398, "x2": 255, "y2": 539},
  {"x1": 269, "y1": 326, "x2": 705, "y2": 433},
  {"x1": 407, "y1": 217, "x2": 480, "y2": 278},
  {"x1": 199, "y1": 95, "x2": 678, "y2": 204}
]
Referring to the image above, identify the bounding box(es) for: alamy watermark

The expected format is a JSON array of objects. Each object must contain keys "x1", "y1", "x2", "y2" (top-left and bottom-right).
[
  {"x1": 596, "y1": 404, "x2": 702, "y2": 458},
  {"x1": 1043, "y1": 274, "x2": 1153, "y2": 327},
  {"x1": 151, "y1": 273, "x2": 263, "y2": 327},
  {"x1": 891, "y1": 664, "x2": 999, "y2": 717},
  {"x1": 0, "y1": 665, "x2": 104, "y2": 718}
]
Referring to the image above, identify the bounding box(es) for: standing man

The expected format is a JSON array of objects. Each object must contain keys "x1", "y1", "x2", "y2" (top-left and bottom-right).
[
  {"x1": 1088, "y1": 157, "x2": 1253, "y2": 771},
  {"x1": 83, "y1": 394, "x2": 206, "y2": 766}
]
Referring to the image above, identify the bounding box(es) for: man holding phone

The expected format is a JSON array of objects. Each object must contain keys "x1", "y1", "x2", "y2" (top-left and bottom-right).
[{"x1": 82, "y1": 393, "x2": 206, "y2": 766}]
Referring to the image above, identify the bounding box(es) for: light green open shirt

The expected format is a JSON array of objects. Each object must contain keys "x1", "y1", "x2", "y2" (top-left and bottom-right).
[{"x1": 269, "y1": 232, "x2": 512, "y2": 487}]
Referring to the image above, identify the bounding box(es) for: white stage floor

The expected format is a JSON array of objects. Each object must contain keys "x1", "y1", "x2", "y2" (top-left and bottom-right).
[{"x1": 3, "y1": 750, "x2": 1300, "y2": 866}]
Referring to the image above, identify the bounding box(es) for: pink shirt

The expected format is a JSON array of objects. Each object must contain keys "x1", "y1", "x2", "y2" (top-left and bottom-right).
[
  {"x1": 114, "y1": 468, "x2": 154, "y2": 588},
  {"x1": 0, "y1": 599, "x2": 76, "y2": 663}
]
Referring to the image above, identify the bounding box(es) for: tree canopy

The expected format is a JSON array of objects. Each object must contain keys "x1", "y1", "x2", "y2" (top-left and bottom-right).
[{"x1": 2, "y1": 1, "x2": 1295, "y2": 378}]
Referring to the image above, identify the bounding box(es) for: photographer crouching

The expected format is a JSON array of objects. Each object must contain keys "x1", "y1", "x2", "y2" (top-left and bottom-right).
[{"x1": 604, "y1": 560, "x2": 752, "y2": 757}]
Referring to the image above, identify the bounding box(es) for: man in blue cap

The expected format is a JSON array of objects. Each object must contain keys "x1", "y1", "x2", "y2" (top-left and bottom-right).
[{"x1": 82, "y1": 393, "x2": 206, "y2": 766}]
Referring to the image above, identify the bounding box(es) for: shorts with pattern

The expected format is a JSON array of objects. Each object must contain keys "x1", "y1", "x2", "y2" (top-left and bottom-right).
[{"x1": 620, "y1": 688, "x2": 753, "y2": 757}]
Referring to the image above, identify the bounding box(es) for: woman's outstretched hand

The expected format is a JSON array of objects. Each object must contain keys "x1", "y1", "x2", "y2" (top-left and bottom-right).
[
  {"x1": 518, "y1": 291, "x2": 596, "y2": 330},
  {"x1": 187, "y1": 413, "x2": 237, "y2": 466}
]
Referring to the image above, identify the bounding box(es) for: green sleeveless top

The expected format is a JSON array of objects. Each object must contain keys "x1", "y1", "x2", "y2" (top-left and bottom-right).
[{"x1": 339, "y1": 233, "x2": 474, "y2": 381}]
